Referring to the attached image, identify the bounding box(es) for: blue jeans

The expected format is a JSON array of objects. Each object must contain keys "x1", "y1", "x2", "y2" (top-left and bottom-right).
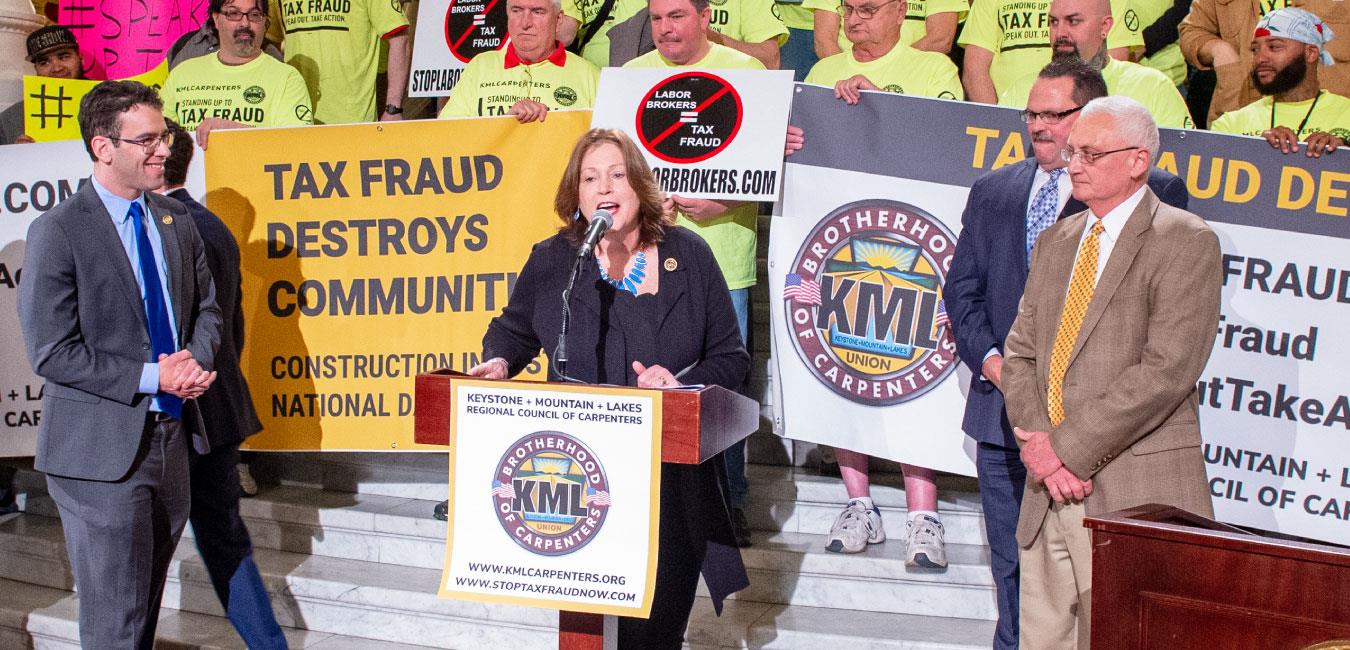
[
  {"x1": 781, "y1": 27, "x2": 819, "y2": 82},
  {"x1": 724, "y1": 288, "x2": 750, "y2": 508}
]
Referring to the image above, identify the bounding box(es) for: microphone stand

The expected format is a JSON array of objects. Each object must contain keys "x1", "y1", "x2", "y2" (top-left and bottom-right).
[{"x1": 553, "y1": 254, "x2": 587, "y2": 382}]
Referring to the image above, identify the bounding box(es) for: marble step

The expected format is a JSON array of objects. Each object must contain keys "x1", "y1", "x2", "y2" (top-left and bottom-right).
[
  {"x1": 0, "y1": 575, "x2": 431, "y2": 649},
  {"x1": 248, "y1": 454, "x2": 989, "y2": 542},
  {"x1": 0, "y1": 515, "x2": 996, "y2": 649}
]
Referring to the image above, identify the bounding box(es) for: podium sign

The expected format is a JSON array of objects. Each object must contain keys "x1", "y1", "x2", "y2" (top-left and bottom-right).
[{"x1": 439, "y1": 379, "x2": 661, "y2": 617}]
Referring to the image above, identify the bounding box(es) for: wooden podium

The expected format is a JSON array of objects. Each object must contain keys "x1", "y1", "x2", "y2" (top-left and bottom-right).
[
  {"x1": 1087, "y1": 504, "x2": 1350, "y2": 649},
  {"x1": 413, "y1": 369, "x2": 761, "y2": 649}
]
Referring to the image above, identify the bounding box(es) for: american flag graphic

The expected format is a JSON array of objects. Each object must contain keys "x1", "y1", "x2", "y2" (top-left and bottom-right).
[
  {"x1": 490, "y1": 480, "x2": 515, "y2": 500},
  {"x1": 783, "y1": 273, "x2": 822, "y2": 305},
  {"x1": 586, "y1": 486, "x2": 611, "y2": 507},
  {"x1": 934, "y1": 298, "x2": 950, "y2": 328}
]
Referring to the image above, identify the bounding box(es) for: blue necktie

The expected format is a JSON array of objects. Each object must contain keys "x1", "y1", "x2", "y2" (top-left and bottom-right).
[
  {"x1": 1026, "y1": 168, "x2": 1065, "y2": 264},
  {"x1": 129, "y1": 202, "x2": 183, "y2": 419}
]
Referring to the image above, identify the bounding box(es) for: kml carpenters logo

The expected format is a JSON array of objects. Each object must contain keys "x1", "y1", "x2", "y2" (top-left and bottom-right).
[
  {"x1": 491, "y1": 431, "x2": 611, "y2": 556},
  {"x1": 783, "y1": 199, "x2": 959, "y2": 406},
  {"x1": 636, "y1": 71, "x2": 743, "y2": 164},
  {"x1": 444, "y1": 0, "x2": 507, "y2": 64}
]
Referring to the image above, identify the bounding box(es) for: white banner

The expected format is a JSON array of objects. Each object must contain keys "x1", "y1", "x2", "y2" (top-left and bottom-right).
[
  {"x1": 439, "y1": 380, "x2": 661, "y2": 616},
  {"x1": 771, "y1": 164, "x2": 976, "y2": 476},
  {"x1": 409, "y1": 0, "x2": 508, "y2": 97},
  {"x1": 0, "y1": 140, "x2": 205, "y2": 458},
  {"x1": 591, "y1": 67, "x2": 794, "y2": 201}
]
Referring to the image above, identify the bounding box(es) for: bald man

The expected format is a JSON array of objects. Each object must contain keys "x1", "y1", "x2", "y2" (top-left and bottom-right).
[{"x1": 997, "y1": 0, "x2": 1193, "y2": 128}]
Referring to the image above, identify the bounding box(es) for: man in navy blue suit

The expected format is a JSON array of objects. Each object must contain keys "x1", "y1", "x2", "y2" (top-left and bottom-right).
[{"x1": 947, "y1": 57, "x2": 1189, "y2": 650}]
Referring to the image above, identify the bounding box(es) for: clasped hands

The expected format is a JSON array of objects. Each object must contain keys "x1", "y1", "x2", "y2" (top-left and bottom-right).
[
  {"x1": 1014, "y1": 426, "x2": 1093, "y2": 504},
  {"x1": 157, "y1": 349, "x2": 216, "y2": 399}
]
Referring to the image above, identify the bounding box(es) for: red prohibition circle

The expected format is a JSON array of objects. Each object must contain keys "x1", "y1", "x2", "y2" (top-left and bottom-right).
[
  {"x1": 634, "y1": 71, "x2": 744, "y2": 165},
  {"x1": 443, "y1": 0, "x2": 508, "y2": 64}
]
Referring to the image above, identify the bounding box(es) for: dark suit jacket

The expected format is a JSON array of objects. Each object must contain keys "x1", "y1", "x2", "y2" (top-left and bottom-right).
[
  {"x1": 947, "y1": 158, "x2": 1189, "y2": 448},
  {"x1": 1002, "y1": 189, "x2": 1220, "y2": 546},
  {"x1": 18, "y1": 181, "x2": 221, "y2": 481},
  {"x1": 170, "y1": 188, "x2": 262, "y2": 448},
  {"x1": 483, "y1": 226, "x2": 750, "y2": 608}
]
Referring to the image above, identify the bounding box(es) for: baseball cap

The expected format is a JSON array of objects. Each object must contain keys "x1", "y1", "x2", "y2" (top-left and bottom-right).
[{"x1": 26, "y1": 25, "x2": 79, "y2": 63}]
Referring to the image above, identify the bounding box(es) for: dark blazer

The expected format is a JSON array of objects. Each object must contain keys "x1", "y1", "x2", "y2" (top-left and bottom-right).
[
  {"x1": 947, "y1": 158, "x2": 1188, "y2": 448},
  {"x1": 170, "y1": 188, "x2": 262, "y2": 447},
  {"x1": 483, "y1": 226, "x2": 750, "y2": 612},
  {"x1": 18, "y1": 181, "x2": 221, "y2": 480}
]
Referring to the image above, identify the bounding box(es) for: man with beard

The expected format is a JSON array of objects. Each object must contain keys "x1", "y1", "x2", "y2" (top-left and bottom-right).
[
  {"x1": 947, "y1": 58, "x2": 1188, "y2": 650},
  {"x1": 161, "y1": 0, "x2": 313, "y2": 149},
  {"x1": 1211, "y1": 8, "x2": 1350, "y2": 158},
  {"x1": 0, "y1": 26, "x2": 84, "y2": 144},
  {"x1": 439, "y1": 0, "x2": 599, "y2": 122},
  {"x1": 997, "y1": 0, "x2": 1193, "y2": 128}
]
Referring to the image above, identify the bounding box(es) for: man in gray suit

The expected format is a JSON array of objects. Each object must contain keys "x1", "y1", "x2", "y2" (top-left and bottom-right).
[{"x1": 18, "y1": 80, "x2": 222, "y2": 649}]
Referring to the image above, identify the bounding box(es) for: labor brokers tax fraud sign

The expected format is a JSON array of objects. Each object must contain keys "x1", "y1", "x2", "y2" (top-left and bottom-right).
[
  {"x1": 206, "y1": 112, "x2": 591, "y2": 451},
  {"x1": 591, "y1": 67, "x2": 794, "y2": 201},
  {"x1": 439, "y1": 379, "x2": 660, "y2": 617},
  {"x1": 408, "y1": 0, "x2": 508, "y2": 96},
  {"x1": 775, "y1": 84, "x2": 1350, "y2": 545}
]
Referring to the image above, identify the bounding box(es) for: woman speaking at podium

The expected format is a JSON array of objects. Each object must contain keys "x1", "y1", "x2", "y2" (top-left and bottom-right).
[{"x1": 466, "y1": 128, "x2": 750, "y2": 648}]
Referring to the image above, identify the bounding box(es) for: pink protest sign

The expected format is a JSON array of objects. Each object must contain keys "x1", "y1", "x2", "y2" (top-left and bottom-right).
[{"x1": 57, "y1": 0, "x2": 209, "y2": 79}]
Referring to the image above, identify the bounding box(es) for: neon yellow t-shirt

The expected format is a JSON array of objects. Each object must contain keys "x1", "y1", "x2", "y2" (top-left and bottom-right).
[
  {"x1": 708, "y1": 0, "x2": 790, "y2": 47},
  {"x1": 563, "y1": 0, "x2": 647, "y2": 69},
  {"x1": 957, "y1": 0, "x2": 1144, "y2": 95},
  {"x1": 277, "y1": 0, "x2": 409, "y2": 124},
  {"x1": 803, "y1": 0, "x2": 970, "y2": 52},
  {"x1": 805, "y1": 42, "x2": 964, "y2": 100},
  {"x1": 161, "y1": 53, "x2": 314, "y2": 129},
  {"x1": 625, "y1": 43, "x2": 765, "y2": 289},
  {"x1": 439, "y1": 45, "x2": 600, "y2": 118},
  {"x1": 1131, "y1": 0, "x2": 1185, "y2": 86},
  {"x1": 776, "y1": 1, "x2": 816, "y2": 30},
  {"x1": 997, "y1": 57, "x2": 1193, "y2": 128},
  {"x1": 1210, "y1": 93, "x2": 1350, "y2": 141}
]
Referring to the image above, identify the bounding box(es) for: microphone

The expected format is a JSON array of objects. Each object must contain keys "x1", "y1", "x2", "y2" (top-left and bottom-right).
[{"x1": 576, "y1": 209, "x2": 613, "y2": 259}]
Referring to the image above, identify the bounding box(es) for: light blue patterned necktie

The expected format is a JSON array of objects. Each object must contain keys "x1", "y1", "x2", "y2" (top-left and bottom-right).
[{"x1": 1026, "y1": 168, "x2": 1065, "y2": 264}]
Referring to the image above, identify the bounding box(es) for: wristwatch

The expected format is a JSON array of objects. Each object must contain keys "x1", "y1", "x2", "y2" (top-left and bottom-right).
[{"x1": 383, "y1": 104, "x2": 403, "y2": 115}]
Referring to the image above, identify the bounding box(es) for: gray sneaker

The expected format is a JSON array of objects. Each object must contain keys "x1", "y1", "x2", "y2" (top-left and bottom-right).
[
  {"x1": 825, "y1": 500, "x2": 885, "y2": 553},
  {"x1": 905, "y1": 514, "x2": 948, "y2": 568}
]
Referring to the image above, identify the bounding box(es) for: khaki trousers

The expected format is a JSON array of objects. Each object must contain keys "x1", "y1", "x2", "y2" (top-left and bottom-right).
[{"x1": 1019, "y1": 500, "x2": 1093, "y2": 650}]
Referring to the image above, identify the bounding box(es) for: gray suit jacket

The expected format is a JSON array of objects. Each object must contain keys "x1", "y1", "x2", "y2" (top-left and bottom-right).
[
  {"x1": 18, "y1": 181, "x2": 222, "y2": 481},
  {"x1": 1002, "y1": 188, "x2": 1220, "y2": 547}
]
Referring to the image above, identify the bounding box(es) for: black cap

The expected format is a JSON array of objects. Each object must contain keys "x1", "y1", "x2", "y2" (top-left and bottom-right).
[{"x1": 26, "y1": 26, "x2": 78, "y2": 63}]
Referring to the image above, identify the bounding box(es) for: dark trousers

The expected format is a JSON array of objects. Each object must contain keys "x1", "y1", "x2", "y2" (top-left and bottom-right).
[
  {"x1": 47, "y1": 416, "x2": 190, "y2": 650},
  {"x1": 977, "y1": 441, "x2": 1028, "y2": 650},
  {"x1": 617, "y1": 466, "x2": 707, "y2": 650},
  {"x1": 190, "y1": 442, "x2": 287, "y2": 649}
]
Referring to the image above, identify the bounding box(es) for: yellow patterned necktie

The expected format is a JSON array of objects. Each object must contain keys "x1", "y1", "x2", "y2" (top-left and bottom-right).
[{"x1": 1047, "y1": 219, "x2": 1105, "y2": 427}]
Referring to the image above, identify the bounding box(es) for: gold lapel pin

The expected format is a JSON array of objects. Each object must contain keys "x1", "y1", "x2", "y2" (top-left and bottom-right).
[
  {"x1": 664, "y1": 258, "x2": 678, "y2": 272},
  {"x1": 161, "y1": 215, "x2": 173, "y2": 225}
]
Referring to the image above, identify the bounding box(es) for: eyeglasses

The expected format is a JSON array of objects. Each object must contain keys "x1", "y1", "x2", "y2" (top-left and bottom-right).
[
  {"x1": 840, "y1": 0, "x2": 899, "y2": 19},
  {"x1": 219, "y1": 8, "x2": 267, "y2": 22},
  {"x1": 1060, "y1": 146, "x2": 1140, "y2": 165},
  {"x1": 109, "y1": 131, "x2": 175, "y2": 152},
  {"x1": 1020, "y1": 105, "x2": 1083, "y2": 124}
]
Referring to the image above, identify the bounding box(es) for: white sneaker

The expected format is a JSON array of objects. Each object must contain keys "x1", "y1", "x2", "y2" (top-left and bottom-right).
[
  {"x1": 905, "y1": 515, "x2": 948, "y2": 568},
  {"x1": 238, "y1": 463, "x2": 259, "y2": 497},
  {"x1": 825, "y1": 500, "x2": 885, "y2": 553}
]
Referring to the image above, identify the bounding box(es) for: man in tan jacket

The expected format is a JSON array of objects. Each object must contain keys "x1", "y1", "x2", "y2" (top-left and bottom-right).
[
  {"x1": 1002, "y1": 96, "x2": 1221, "y2": 649},
  {"x1": 1180, "y1": 0, "x2": 1349, "y2": 125}
]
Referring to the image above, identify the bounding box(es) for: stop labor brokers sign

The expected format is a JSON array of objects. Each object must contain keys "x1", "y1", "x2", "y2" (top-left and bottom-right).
[
  {"x1": 409, "y1": 0, "x2": 508, "y2": 97},
  {"x1": 592, "y1": 67, "x2": 794, "y2": 201}
]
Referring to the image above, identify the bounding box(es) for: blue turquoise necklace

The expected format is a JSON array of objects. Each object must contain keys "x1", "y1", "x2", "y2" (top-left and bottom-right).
[{"x1": 597, "y1": 251, "x2": 647, "y2": 295}]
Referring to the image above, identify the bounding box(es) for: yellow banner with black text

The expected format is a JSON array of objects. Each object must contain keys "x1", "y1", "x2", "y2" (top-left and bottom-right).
[{"x1": 206, "y1": 113, "x2": 592, "y2": 450}]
